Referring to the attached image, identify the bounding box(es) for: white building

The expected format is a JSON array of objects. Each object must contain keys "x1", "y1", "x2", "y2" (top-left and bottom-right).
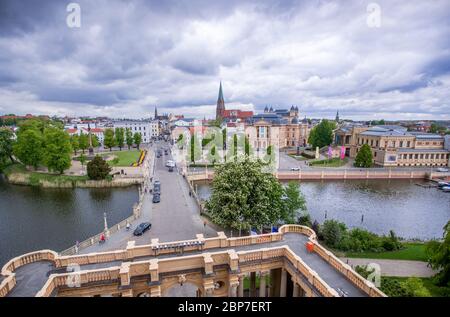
[
  {"x1": 112, "y1": 120, "x2": 159, "y2": 143},
  {"x1": 65, "y1": 127, "x2": 105, "y2": 144}
]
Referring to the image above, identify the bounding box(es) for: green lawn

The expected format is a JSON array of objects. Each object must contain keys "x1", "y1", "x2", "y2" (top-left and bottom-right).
[
  {"x1": 310, "y1": 157, "x2": 348, "y2": 167},
  {"x1": 383, "y1": 277, "x2": 450, "y2": 297},
  {"x1": 345, "y1": 243, "x2": 428, "y2": 261},
  {"x1": 101, "y1": 150, "x2": 141, "y2": 167}
]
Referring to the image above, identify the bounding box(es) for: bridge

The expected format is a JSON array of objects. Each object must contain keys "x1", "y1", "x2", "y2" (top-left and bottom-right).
[
  {"x1": 186, "y1": 167, "x2": 450, "y2": 182},
  {"x1": 0, "y1": 225, "x2": 385, "y2": 297}
]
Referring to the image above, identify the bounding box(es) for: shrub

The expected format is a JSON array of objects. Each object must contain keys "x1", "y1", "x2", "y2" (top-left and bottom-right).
[
  {"x1": 321, "y1": 220, "x2": 347, "y2": 248},
  {"x1": 403, "y1": 278, "x2": 431, "y2": 297},
  {"x1": 87, "y1": 155, "x2": 112, "y2": 180}
]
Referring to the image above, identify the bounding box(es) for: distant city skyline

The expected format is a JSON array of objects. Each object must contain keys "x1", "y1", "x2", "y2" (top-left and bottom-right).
[{"x1": 0, "y1": 0, "x2": 449, "y2": 120}]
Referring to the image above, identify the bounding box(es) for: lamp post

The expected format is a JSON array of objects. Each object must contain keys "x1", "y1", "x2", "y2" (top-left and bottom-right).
[{"x1": 103, "y1": 212, "x2": 108, "y2": 234}]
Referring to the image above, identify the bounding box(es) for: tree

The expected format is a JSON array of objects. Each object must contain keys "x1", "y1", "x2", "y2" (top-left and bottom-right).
[
  {"x1": 403, "y1": 278, "x2": 431, "y2": 297},
  {"x1": 283, "y1": 182, "x2": 307, "y2": 224},
  {"x1": 125, "y1": 128, "x2": 133, "y2": 150},
  {"x1": 426, "y1": 221, "x2": 450, "y2": 286},
  {"x1": 86, "y1": 155, "x2": 111, "y2": 180},
  {"x1": 187, "y1": 133, "x2": 202, "y2": 163},
  {"x1": 205, "y1": 159, "x2": 285, "y2": 231},
  {"x1": 91, "y1": 134, "x2": 100, "y2": 148},
  {"x1": 78, "y1": 133, "x2": 89, "y2": 154},
  {"x1": 430, "y1": 123, "x2": 439, "y2": 134},
  {"x1": 115, "y1": 127, "x2": 125, "y2": 151},
  {"x1": 133, "y1": 132, "x2": 142, "y2": 150},
  {"x1": 321, "y1": 220, "x2": 347, "y2": 248},
  {"x1": 0, "y1": 128, "x2": 15, "y2": 165},
  {"x1": 43, "y1": 128, "x2": 72, "y2": 174},
  {"x1": 206, "y1": 145, "x2": 220, "y2": 165},
  {"x1": 354, "y1": 144, "x2": 373, "y2": 167},
  {"x1": 70, "y1": 135, "x2": 80, "y2": 155},
  {"x1": 79, "y1": 153, "x2": 87, "y2": 167},
  {"x1": 308, "y1": 120, "x2": 335, "y2": 148},
  {"x1": 13, "y1": 129, "x2": 44, "y2": 170},
  {"x1": 104, "y1": 128, "x2": 115, "y2": 151}
]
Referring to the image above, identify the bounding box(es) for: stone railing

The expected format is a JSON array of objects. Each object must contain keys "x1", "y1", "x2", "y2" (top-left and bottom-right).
[
  {"x1": 3, "y1": 225, "x2": 386, "y2": 297},
  {"x1": 277, "y1": 224, "x2": 386, "y2": 297},
  {"x1": 0, "y1": 250, "x2": 58, "y2": 297},
  {"x1": 59, "y1": 190, "x2": 145, "y2": 256}
]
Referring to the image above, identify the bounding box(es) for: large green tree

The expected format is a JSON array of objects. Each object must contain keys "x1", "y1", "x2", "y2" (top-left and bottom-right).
[
  {"x1": 354, "y1": 143, "x2": 373, "y2": 167},
  {"x1": 87, "y1": 155, "x2": 111, "y2": 180},
  {"x1": 187, "y1": 134, "x2": 202, "y2": 163},
  {"x1": 115, "y1": 127, "x2": 125, "y2": 151},
  {"x1": 104, "y1": 128, "x2": 115, "y2": 151},
  {"x1": 43, "y1": 128, "x2": 72, "y2": 174},
  {"x1": 205, "y1": 159, "x2": 285, "y2": 231},
  {"x1": 283, "y1": 182, "x2": 307, "y2": 224},
  {"x1": 133, "y1": 132, "x2": 142, "y2": 150},
  {"x1": 125, "y1": 128, "x2": 133, "y2": 150},
  {"x1": 0, "y1": 128, "x2": 15, "y2": 165},
  {"x1": 308, "y1": 119, "x2": 336, "y2": 149},
  {"x1": 13, "y1": 129, "x2": 44, "y2": 170},
  {"x1": 70, "y1": 135, "x2": 80, "y2": 155},
  {"x1": 426, "y1": 221, "x2": 450, "y2": 286},
  {"x1": 78, "y1": 133, "x2": 89, "y2": 154}
]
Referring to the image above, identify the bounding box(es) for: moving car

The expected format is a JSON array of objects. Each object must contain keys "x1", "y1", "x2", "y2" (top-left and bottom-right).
[
  {"x1": 133, "y1": 222, "x2": 151, "y2": 236},
  {"x1": 154, "y1": 180, "x2": 161, "y2": 193},
  {"x1": 152, "y1": 193, "x2": 161, "y2": 203},
  {"x1": 168, "y1": 166, "x2": 174, "y2": 172},
  {"x1": 290, "y1": 167, "x2": 300, "y2": 171}
]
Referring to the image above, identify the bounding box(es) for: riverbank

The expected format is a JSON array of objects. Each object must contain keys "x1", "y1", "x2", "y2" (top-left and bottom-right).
[{"x1": 2, "y1": 163, "x2": 143, "y2": 188}]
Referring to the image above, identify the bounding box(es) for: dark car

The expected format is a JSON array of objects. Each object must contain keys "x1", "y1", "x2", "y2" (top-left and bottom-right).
[
  {"x1": 133, "y1": 222, "x2": 151, "y2": 236},
  {"x1": 168, "y1": 166, "x2": 174, "y2": 172},
  {"x1": 152, "y1": 193, "x2": 160, "y2": 203}
]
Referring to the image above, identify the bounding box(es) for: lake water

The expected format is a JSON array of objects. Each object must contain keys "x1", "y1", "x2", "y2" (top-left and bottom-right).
[
  {"x1": 0, "y1": 175, "x2": 139, "y2": 266},
  {"x1": 195, "y1": 179, "x2": 450, "y2": 240}
]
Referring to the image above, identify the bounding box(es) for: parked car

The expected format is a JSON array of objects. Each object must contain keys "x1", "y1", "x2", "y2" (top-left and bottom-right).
[
  {"x1": 152, "y1": 194, "x2": 161, "y2": 203},
  {"x1": 168, "y1": 166, "x2": 174, "y2": 172},
  {"x1": 436, "y1": 167, "x2": 449, "y2": 172},
  {"x1": 133, "y1": 222, "x2": 151, "y2": 236},
  {"x1": 290, "y1": 167, "x2": 300, "y2": 171},
  {"x1": 154, "y1": 180, "x2": 161, "y2": 193}
]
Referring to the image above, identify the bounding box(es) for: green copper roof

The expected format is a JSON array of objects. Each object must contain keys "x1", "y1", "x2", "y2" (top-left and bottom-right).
[{"x1": 218, "y1": 81, "x2": 224, "y2": 102}]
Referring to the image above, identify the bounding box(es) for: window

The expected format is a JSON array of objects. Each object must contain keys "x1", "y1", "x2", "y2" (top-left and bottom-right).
[
  {"x1": 376, "y1": 140, "x2": 379, "y2": 147},
  {"x1": 407, "y1": 141, "x2": 410, "y2": 147},
  {"x1": 425, "y1": 154, "x2": 429, "y2": 159},
  {"x1": 430, "y1": 154, "x2": 434, "y2": 159},
  {"x1": 415, "y1": 154, "x2": 418, "y2": 159},
  {"x1": 420, "y1": 154, "x2": 424, "y2": 159},
  {"x1": 400, "y1": 141, "x2": 403, "y2": 147},
  {"x1": 409, "y1": 154, "x2": 413, "y2": 159}
]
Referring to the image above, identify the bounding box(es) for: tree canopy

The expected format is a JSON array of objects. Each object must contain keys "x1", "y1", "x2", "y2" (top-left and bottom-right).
[
  {"x1": 205, "y1": 159, "x2": 285, "y2": 231},
  {"x1": 354, "y1": 143, "x2": 373, "y2": 167},
  {"x1": 308, "y1": 119, "x2": 335, "y2": 149},
  {"x1": 0, "y1": 128, "x2": 15, "y2": 166},
  {"x1": 87, "y1": 155, "x2": 111, "y2": 180},
  {"x1": 104, "y1": 128, "x2": 115, "y2": 151},
  {"x1": 426, "y1": 221, "x2": 450, "y2": 286},
  {"x1": 43, "y1": 127, "x2": 72, "y2": 174},
  {"x1": 133, "y1": 132, "x2": 142, "y2": 150},
  {"x1": 13, "y1": 128, "x2": 44, "y2": 170}
]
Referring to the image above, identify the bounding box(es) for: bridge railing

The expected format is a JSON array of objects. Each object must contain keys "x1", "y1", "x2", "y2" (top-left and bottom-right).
[{"x1": 0, "y1": 250, "x2": 58, "y2": 298}]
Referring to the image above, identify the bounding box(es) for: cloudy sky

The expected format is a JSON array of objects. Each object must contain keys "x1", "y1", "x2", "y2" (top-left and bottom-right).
[{"x1": 0, "y1": 0, "x2": 449, "y2": 120}]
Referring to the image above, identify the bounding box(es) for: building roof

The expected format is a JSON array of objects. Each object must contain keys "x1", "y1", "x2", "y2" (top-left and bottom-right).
[
  {"x1": 359, "y1": 125, "x2": 411, "y2": 137},
  {"x1": 397, "y1": 148, "x2": 449, "y2": 153},
  {"x1": 66, "y1": 128, "x2": 77, "y2": 133}
]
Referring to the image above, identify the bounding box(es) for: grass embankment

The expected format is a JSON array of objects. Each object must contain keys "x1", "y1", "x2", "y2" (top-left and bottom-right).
[
  {"x1": 3, "y1": 163, "x2": 88, "y2": 186},
  {"x1": 383, "y1": 277, "x2": 450, "y2": 297},
  {"x1": 345, "y1": 243, "x2": 428, "y2": 262},
  {"x1": 100, "y1": 150, "x2": 141, "y2": 167},
  {"x1": 310, "y1": 157, "x2": 348, "y2": 167}
]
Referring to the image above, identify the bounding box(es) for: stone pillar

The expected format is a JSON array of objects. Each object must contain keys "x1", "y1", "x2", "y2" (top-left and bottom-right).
[
  {"x1": 259, "y1": 271, "x2": 268, "y2": 297},
  {"x1": 238, "y1": 275, "x2": 244, "y2": 297},
  {"x1": 280, "y1": 268, "x2": 287, "y2": 297},
  {"x1": 292, "y1": 282, "x2": 299, "y2": 297},
  {"x1": 229, "y1": 283, "x2": 238, "y2": 297},
  {"x1": 269, "y1": 268, "x2": 281, "y2": 297},
  {"x1": 250, "y1": 272, "x2": 256, "y2": 297}
]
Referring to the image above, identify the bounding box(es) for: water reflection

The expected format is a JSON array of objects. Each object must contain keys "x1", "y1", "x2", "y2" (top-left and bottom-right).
[
  {"x1": 196, "y1": 179, "x2": 450, "y2": 240},
  {"x1": 0, "y1": 177, "x2": 139, "y2": 266}
]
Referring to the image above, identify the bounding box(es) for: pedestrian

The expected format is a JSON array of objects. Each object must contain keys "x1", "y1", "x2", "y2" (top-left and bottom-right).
[
  {"x1": 203, "y1": 221, "x2": 207, "y2": 227},
  {"x1": 189, "y1": 191, "x2": 192, "y2": 197}
]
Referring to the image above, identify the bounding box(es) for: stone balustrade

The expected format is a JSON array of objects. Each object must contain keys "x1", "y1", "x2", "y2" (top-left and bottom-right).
[{"x1": 1, "y1": 225, "x2": 386, "y2": 297}]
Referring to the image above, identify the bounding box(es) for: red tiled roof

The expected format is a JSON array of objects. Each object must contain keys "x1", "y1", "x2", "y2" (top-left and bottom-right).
[
  {"x1": 67, "y1": 128, "x2": 77, "y2": 133},
  {"x1": 222, "y1": 110, "x2": 253, "y2": 119}
]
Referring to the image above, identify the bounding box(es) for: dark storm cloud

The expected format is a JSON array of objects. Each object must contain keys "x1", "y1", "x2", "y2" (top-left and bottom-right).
[{"x1": 0, "y1": 0, "x2": 449, "y2": 119}]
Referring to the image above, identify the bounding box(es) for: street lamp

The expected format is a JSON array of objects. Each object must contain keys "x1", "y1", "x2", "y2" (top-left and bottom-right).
[{"x1": 103, "y1": 212, "x2": 108, "y2": 233}]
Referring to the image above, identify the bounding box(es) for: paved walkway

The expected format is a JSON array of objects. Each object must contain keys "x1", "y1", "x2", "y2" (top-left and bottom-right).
[
  {"x1": 340, "y1": 258, "x2": 437, "y2": 277},
  {"x1": 79, "y1": 141, "x2": 217, "y2": 254}
]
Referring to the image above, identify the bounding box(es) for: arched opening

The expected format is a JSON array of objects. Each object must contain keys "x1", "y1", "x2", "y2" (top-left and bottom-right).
[
  {"x1": 137, "y1": 292, "x2": 150, "y2": 297},
  {"x1": 164, "y1": 282, "x2": 199, "y2": 297}
]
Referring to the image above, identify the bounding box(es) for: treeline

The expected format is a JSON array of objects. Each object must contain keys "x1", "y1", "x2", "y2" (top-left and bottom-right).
[
  {"x1": 0, "y1": 119, "x2": 72, "y2": 174},
  {"x1": 102, "y1": 128, "x2": 142, "y2": 151}
]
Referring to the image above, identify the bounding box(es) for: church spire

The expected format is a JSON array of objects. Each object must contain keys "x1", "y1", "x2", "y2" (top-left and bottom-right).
[
  {"x1": 216, "y1": 81, "x2": 225, "y2": 121},
  {"x1": 335, "y1": 110, "x2": 339, "y2": 122},
  {"x1": 155, "y1": 106, "x2": 158, "y2": 119}
]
